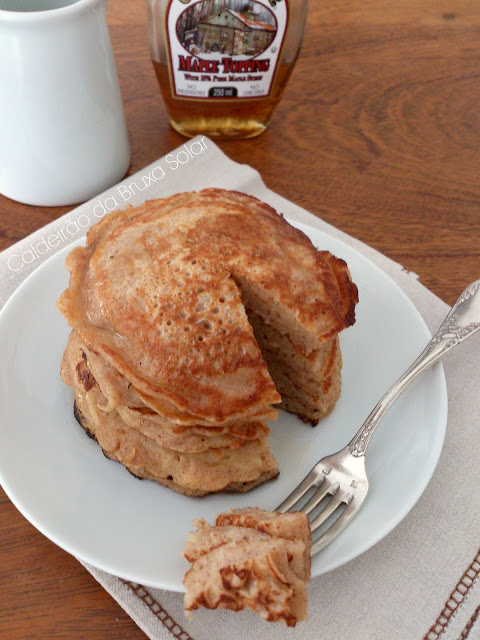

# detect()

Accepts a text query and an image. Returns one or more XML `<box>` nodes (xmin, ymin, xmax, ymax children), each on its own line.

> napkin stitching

<box><xmin>460</xmin><ymin>603</ymin><xmax>480</xmax><ymax>639</ymax></box>
<box><xmin>122</xmin><ymin>580</ymin><xmax>194</xmax><ymax>640</ymax></box>
<box><xmin>423</xmin><ymin>547</ymin><xmax>480</xmax><ymax>639</ymax></box>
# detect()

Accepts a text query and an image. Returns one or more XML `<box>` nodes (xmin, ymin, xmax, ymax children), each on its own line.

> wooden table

<box><xmin>1</xmin><ymin>1</ymin><xmax>479</xmax><ymax>637</ymax></box>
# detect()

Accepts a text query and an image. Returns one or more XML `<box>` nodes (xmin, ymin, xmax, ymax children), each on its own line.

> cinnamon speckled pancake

<box><xmin>58</xmin><ymin>189</ymin><xmax>356</xmax><ymax>423</ymax></box>
<box><xmin>58</xmin><ymin>189</ymin><xmax>358</xmax><ymax>495</ymax></box>
<box><xmin>66</xmin><ymin>331</ymin><xmax>276</xmax><ymax>428</ymax></box>
<box><xmin>62</xmin><ymin>331</ymin><xmax>271</xmax><ymax>454</ymax></box>
<box><xmin>63</xmin><ymin>338</ymin><xmax>279</xmax><ymax>495</ymax></box>
<box><xmin>183</xmin><ymin>508</ymin><xmax>312</xmax><ymax>625</ymax></box>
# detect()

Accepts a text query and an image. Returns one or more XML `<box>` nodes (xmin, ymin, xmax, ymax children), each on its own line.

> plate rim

<box><xmin>0</xmin><ymin>220</ymin><xmax>448</xmax><ymax>590</ymax></box>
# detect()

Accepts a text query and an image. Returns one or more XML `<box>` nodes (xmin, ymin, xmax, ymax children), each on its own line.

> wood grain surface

<box><xmin>1</xmin><ymin>1</ymin><xmax>479</xmax><ymax>638</ymax></box>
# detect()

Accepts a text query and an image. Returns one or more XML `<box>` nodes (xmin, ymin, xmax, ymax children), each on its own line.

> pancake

<box><xmin>248</xmin><ymin>310</ymin><xmax>343</xmax><ymax>424</ymax></box>
<box><xmin>215</xmin><ymin>506</ymin><xmax>312</xmax><ymax>573</ymax></box>
<box><xmin>58</xmin><ymin>188</ymin><xmax>356</xmax><ymax>424</ymax></box>
<box><xmin>183</xmin><ymin>521</ymin><xmax>273</xmax><ymax>563</ymax></box>
<box><xmin>246</xmin><ymin>309</ymin><xmax>339</xmax><ymax>379</ymax></box>
<box><xmin>74</xmin><ymin>401</ymin><xmax>279</xmax><ymax>496</ymax></box>
<box><xmin>58</xmin><ymin>189</ymin><xmax>358</xmax><ymax>495</ymax></box>
<box><xmin>63</xmin><ymin>333</ymin><xmax>279</xmax><ymax>495</ymax></box>
<box><xmin>183</xmin><ymin>508</ymin><xmax>311</xmax><ymax>626</ymax></box>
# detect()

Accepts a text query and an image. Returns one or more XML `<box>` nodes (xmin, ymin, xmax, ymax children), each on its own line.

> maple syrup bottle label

<box><xmin>165</xmin><ymin>0</ymin><xmax>288</xmax><ymax>101</ymax></box>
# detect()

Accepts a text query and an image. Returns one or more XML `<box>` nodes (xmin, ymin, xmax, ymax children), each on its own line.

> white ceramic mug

<box><xmin>0</xmin><ymin>0</ymin><xmax>131</xmax><ymax>206</ymax></box>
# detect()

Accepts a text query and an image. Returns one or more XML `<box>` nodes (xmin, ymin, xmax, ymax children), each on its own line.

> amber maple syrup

<box><xmin>147</xmin><ymin>0</ymin><xmax>307</xmax><ymax>139</ymax></box>
<box><xmin>153</xmin><ymin>59</ymin><xmax>296</xmax><ymax>138</ymax></box>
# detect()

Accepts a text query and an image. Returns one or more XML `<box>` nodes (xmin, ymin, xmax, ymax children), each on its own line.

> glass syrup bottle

<box><xmin>147</xmin><ymin>0</ymin><xmax>307</xmax><ymax>139</ymax></box>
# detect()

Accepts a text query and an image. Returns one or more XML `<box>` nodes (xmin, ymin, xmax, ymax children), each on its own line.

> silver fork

<box><xmin>277</xmin><ymin>279</ymin><xmax>480</xmax><ymax>555</ymax></box>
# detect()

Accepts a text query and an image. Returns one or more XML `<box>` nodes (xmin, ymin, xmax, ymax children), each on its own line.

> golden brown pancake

<box><xmin>58</xmin><ymin>189</ymin><xmax>358</xmax><ymax>494</ymax></box>
<box><xmin>63</xmin><ymin>336</ymin><xmax>279</xmax><ymax>495</ymax></box>
<box><xmin>183</xmin><ymin>508</ymin><xmax>311</xmax><ymax>626</ymax></box>
<box><xmin>58</xmin><ymin>189</ymin><xmax>356</xmax><ymax>424</ymax></box>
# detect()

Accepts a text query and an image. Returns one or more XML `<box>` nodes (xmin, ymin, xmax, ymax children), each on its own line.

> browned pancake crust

<box><xmin>58</xmin><ymin>189</ymin><xmax>357</xmax><ymax>423</ymax></box>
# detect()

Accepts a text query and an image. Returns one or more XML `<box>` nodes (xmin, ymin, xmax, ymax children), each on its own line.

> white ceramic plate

<box><xmin>0</xmin><ymin>221</ymin><xmax>447</xmax><ymax>591</ymax></box>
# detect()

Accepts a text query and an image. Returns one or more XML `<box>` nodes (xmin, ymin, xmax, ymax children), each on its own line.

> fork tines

<box><xmin>276</xmin><ymin>446</ymin><xmax>369</xmax><ymax>556</ymax></box>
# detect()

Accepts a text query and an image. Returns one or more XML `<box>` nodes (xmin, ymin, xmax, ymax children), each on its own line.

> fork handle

<box><xmin>348</xmin><ymin>279</ymin><xmax>480</xmax><ymax>457</ymax></box>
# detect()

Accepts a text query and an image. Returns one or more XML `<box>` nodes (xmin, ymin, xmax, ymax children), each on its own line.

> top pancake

<box><xmin>58</xmin><ymin>189</ymin><xmax>357</xmax><ymax>423</ymax></box>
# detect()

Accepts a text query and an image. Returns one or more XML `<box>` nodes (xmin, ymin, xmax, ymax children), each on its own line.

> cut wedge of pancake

<box><xmin>183</xmin><ymin>508</ymin><xmax>311</xmax><ymax>626</ymax></box>
<box><xmin>58</xmin><ymin>189</ymin><xmax>358</xmax><ymax>495</ymax></box>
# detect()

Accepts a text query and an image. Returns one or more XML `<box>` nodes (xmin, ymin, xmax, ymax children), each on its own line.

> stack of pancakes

<box><xmin>58</xmin><ymin>189</ymin><xmax>358</xmax><ymax>496</ymax></box>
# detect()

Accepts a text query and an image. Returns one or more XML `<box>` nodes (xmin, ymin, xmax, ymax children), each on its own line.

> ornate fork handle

<box><xmin>349</xmin><ymin>279</ymin><xmax>480</xmax><ymax>457</ymax></box>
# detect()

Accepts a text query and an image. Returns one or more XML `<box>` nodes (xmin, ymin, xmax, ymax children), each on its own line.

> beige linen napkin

<box><xmin>1</xmin><ymin>138</ymin><xmax>479</xmax><ymax>640</ymax></box>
